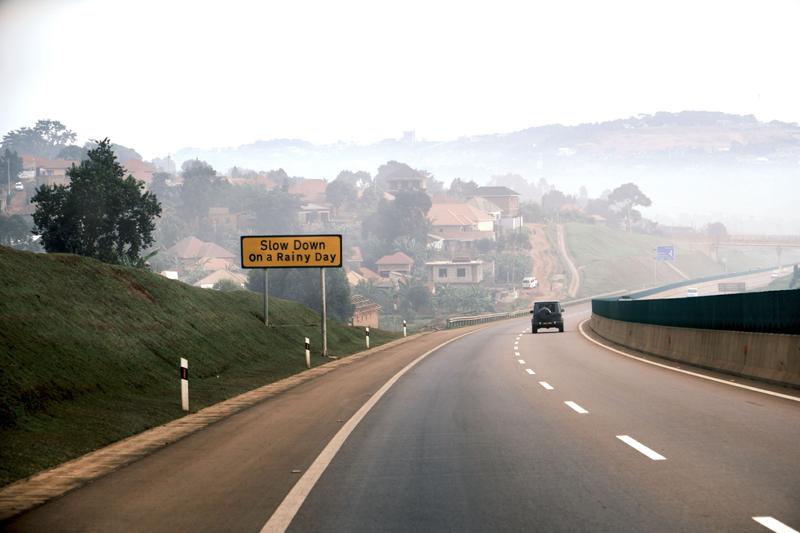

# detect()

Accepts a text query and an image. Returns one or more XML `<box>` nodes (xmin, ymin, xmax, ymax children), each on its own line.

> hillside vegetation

<box><xmin>563</xmin><ymin>223</ymin><xmax>800</xmax><ymax>297</ymax></box>
<box><xmin>0</xmin><ymin>246</ymin><xmax>396</xmax><ymax>486</ymax></box>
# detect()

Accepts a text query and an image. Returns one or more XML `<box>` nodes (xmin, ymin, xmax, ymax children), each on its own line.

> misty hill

<box><xmin>173</xmin><ymin>111</ymin><xmax>800</xmax><ymax>233</ymax></box>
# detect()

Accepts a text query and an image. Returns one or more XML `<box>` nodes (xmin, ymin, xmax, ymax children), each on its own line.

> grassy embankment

<box><xmin>0</xmin><ymin>246</ymin><xmax>397</xmax><ymax>486</ymax></box>
<box><xmin>563</xmin><ymin>223</ymin><xmax>724</xmax><ymax>297</ymax></box>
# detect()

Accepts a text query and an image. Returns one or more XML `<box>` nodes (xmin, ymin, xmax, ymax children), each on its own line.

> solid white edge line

<box><xmin>564</xmin><ymin>401</ymin><xmax>588</xmax><ymax>414</ymax></box>
<box><xmin>526</xmin><ymin>369</ymin><xmax>535</xmax><ymax>375</ymax></box>
<box><xmin>539</xmin><ymin>381</ymin><xmax>554</xmax><ymax>390</ymax></box>
<box><xmin>753</xmin><ymin>516</ymin><xmax>799</xmax><ymax>533</ymax></box>
<box><xmin>616</xmin><ymin>435</ymin><xmax>666</xmax><ymax>460</ymax></box>
<box><xmin>578</xmin><ymin>319</ymin><xmax>800</xmax><ymax>403</ymax></box>
<box><xmin>260</xmin><ymin>329</ymin><xmax>480</xmax><ymax>533</ymax></box>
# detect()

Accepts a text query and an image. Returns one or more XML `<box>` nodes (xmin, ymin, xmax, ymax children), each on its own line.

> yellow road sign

<box><xmin>241</xmin><ymin>234</ymin><xmax>342</xmax><ymax>268</ymax></box>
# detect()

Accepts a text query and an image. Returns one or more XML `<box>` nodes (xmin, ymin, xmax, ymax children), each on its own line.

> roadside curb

<box><xmin>577</xmin><ymin>318</ymin><xmax>800</xmax><ymax>403</ymax></box>
<box><xmin>0</xmin><ymin>331</ymin><xmax>428</xmax><ymax>522</ymax></box>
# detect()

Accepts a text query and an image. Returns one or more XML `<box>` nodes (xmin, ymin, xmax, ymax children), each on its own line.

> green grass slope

<box><xmin>564</xmin><ymin>223</ymin><xmax>725</xmax><ymax>297</ymax></box>
<box><xmin>0</xmin><ymin>246</ymin><xmax>396</xmax><ymax>486</ymax></box>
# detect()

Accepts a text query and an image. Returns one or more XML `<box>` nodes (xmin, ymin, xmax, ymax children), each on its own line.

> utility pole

<box><xmin>320</xmin><ymin>268</ymin><xmax>328</xmax><ymax>357</ymax></box>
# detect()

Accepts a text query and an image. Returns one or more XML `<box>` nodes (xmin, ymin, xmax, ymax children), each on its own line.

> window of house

<box><xmin>457</xmin><ymin>268</ymin><xmax>466</xmax><ymax>278</ymax></box>
<box><xmin>438</xmin><ymin>268</ymin><xmax>447</xmax><ymax>278</ymax></box>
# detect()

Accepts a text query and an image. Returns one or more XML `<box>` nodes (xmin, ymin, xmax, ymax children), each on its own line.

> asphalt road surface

<box><xmin>5</xmin><ymin>307</ymin><xmax>799</xmax><ymax>532</ymax></box>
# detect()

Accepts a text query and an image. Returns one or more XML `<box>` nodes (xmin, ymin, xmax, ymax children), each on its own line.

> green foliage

<box><xmin>432</xmin><ymin>284</ymin><xmax>494</xmax><ymax>315</ymax></box>
<box><xmin>31</xmin><ymin>138</ymin><xmax>162</xmax><ymax>266</ymax></box>
<box><xmin>706</xmin><ymin>221</ymin><xmax>728</xmax><ymax>243</ymax></box>
<box><xmin>519</xmin><ymin>201</ymin><xmax>544</xmax><ymax>222</ymax></box>
<box><xmin>0</xmin><ymin>245</ymin><xmax>396</xmax><ymax>485</ymax></box>
<box><xmin>326</xmin><ymin>178</ymin><xmax>358</xmax><ymax>210</ymax></box>
<box><xmin>56</xmin><ymin>144</ymin><xmax>88</xmax><ymax>160</ymax></box>
<box><xmin>0</xmin><ymin>149</ymin><xmax>23</xmax><ymax>193</ymax></box>
<box><xmin>213</xmin><ymin>279</ymin><xmax>242</xmax><ymax>292</ymax></box>
<box><xmin>608</xmin><ymin>183</ymin><xmax>652</xmax><ymax>232</ymax></box>
<box><xmin>495</xmin><ymin>252</ymin><xmax>533</xmax><ymax>283</ymax></box>
<box><xmin>2</xmin><ymin>119</ymin><xmax>76</xmax><ymax>158</ymax></box>
<box><xmin>0</xmin><ymin>214</ymin><xmax>35</xmax><ymax>249</ymax></box>
<box><xmin>448</xmin><ymin>178</ymin><xmax>479</xmax><ymax>199</ymax></box>
<box><xmin>363</xmin><ymin>190</ymin><xmax>432</xmax><ymax>259</ymax></box>
<box><xmin>247</xmin><ymin>267</ymin><xmax>354</xmax><ymax>322</ymax></box>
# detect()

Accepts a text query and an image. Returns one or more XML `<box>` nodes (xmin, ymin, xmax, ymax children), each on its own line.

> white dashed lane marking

<box><xmin>753</xmin><ymin>517</ymin><xmax>798</xmax><ymax>533</ymax></box>
<box><xmin>517</xmin><ymin>359</ymin><xmax>525</xmax><ymax>364</ymax></box>
<box><xmin>525</xmin><ymin>369</ymin><xmax>535</xmax><ymax>375</ymax></box>
<box><xmin>539</xmin><ymin>381</ymin><xmax>554</xmax><ymax>390</ymax></box>
<box><xmin>616</xmin><ymin>435</ymin><xmax>666</xmax><ymax>461</ymax></box>
<box><xmin>564</xmin><ymin>401</ymin><xmax>588</xmax><ymax>414</ymax></box>
<box><xmin>514</xmin><ymin>351</ymin><xmax>520</xmax><ymax>356</ymax></box>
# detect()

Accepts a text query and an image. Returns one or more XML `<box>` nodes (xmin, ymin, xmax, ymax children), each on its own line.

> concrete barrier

<box><xmin>589</xmin><ymin>315</ymin><xmax>800</xmax><ymax>388</ymax></box>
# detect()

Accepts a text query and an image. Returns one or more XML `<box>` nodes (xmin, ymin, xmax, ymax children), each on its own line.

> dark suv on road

<box><xmin>531</xmin><ymin>301</ymin><xmax>564</xmax><ymax>333</ymax></box>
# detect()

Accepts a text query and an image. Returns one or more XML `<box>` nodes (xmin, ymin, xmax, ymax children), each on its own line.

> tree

<box><xmin>1</xmin><ymin>149</ymin><xmax>23</xmax><ymax>196</ymax></box>
<box><xmin>449</xmin><ymin>178</ymin><xmax>479</xmax><ymax>199</ymax></box>
<box><xmin>2</xmin><ymin>119</ymin><xmax>76</xmax><ymax>158</ymax></box>
<box><xmin>56</xmin><ymin>145</ymin><xmax>88</xmax><ymax>160</ymax></box>
<box><xmin>31</xmin><ymin>138</ymin><xmax>161</xmax><ymax>265</ymax></box>
<box><xmin>326</xmin><ymin>178</ymin><xmax>358</xmax><ymax>211</ymax></box>
<box><xmin>335</xmin><ymin>170</ymin><xmax>371</xmax><ymax>189</ymax></box>
<box><xmin>541</xmin><ymin>190</ymin><xmax>568</xmax><ymax>217</ymax></box>
<box><xmin>246</xmin><ymin>267</ymin><xmax>354</xmax><ymax>322</ymax></box>
<box><xmin>0</xmin><ymin>214</ymin><xmax>32</xmax><ymax>247</ymax></box>
<box><xmin>706</xmin><ymin>222</ymin><xmax>728</xmax><ymax>244</ymax></box>
<box><xmin>608</xmin><ymin>183</ymin><xmax>652</xmax><ymax>232</ymax></box>
<box><xmin>363</xmin><ymin>191</ymin><xmax>432</xmax><ymax>257</ymax></box>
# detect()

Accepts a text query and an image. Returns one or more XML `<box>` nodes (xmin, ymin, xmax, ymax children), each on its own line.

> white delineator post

<box><xmin>304</xmin><ymin>337</ymin><xmax>311</xmax><ymax>369</ymax></box>
<box><xmin>180</xmin><ymin>358</ymin><xmax>189</xmax><ymax>412</ymax></box>
<box><xmin>403</xmin><ymin>320</ymin><xmax>407</xmax><ymax>337</ymax></box>
<box><xmin>365</xmin><ymin>327</ymin><xmax>370</xmax><ymax>349</ymax></box>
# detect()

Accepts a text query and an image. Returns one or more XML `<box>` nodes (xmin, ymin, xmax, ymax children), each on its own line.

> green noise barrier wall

<box><xmin>592</xmin><ymin>289</ymin><xmax>800</xmax><ymax>335</ymax></box>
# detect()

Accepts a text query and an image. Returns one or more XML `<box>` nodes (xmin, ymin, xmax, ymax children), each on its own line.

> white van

<box><xmin>522</xmin><ymin>276</ymin><xmax>538</xmax><ymax>289</ymax></box>
<box><xmin>686</xmin><ymin>287</ymin><xmax>699</xmax><ymax>297</ymax></box>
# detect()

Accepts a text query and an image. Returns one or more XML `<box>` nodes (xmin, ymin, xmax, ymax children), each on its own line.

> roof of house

<box><xmin>428</xmin><ymin>203</ymin><xmax>494</xmax><ymax>227</ymax></box>
<box><xmin>474</xmin><ymin>186</ymin><xmax>520</xmax><ymax>197</ymax></box>
<box><xmin>426</xmin><ymin>259</ymin><xmax>483</xmax><ymax>266</ymax></box>
<box><xmin>467</xmin><ymin>196</ymin><xmax>503</xmax><ymax>214</ymax></box>
<box><xmin>375</xmin><ymin>251</ymin><xmax>415</xmax><ymax>266</ymax></box>
<box><xmin>193</xmin><ymin>269</ymin><xmax>247</xmax><ymax>288</ymax></box>
<box><xmin>123</xmin><ymin>159</ymin><xmax>155</xmax><ymax>183</ymax></box>
<box><xmin>357</xmin><ymin>267</ymin><xmax>382</xmax><ymax>280</ymax></box>
<box><xmin>21</xmin><ymin>155</ymin><xmax>77</xmax><ymax>170</ymax></box>
<box><xmin>199</xmin><ymin>256</ymin><xmax>234</xmax><ymax>272</ymax></box>
<box><xmin>166</xmin><ymin>236</ymin><xmax>236</xmax><ymax>259</ymax></box>
<box><xmin>437</xmin><ymin>229</ymin><xmax>495</xmax><ymax>242</ymax></box>
<box><xmin>288</xmin><ymin>179</ymin><xmax>327</xmax><ymax>202</ymax></box>
<box><xmin>351</xmin><ymin>294</ymin><xmax>381</xmax><ymax>313</ymax></box>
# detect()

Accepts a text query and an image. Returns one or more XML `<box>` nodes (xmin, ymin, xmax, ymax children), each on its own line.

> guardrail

<box><xmin>446</xmin><ymin>309</ymin><xmax>530</xmax><ymax>328</ymax></box>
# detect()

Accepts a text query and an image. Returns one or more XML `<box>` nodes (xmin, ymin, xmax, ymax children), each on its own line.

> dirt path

<box><xmin>556</xmin><ymin>224</ymin><xmax>581</xmax><ymax>298</ymax></box>
<box><xmin>524</xmin><ymin>223</ymin><xmax>562</xmax><ymax>300</ymax></box>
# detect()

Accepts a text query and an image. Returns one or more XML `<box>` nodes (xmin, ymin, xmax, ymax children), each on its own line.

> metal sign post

<box><xmin>264</xmin><ymin>268</ymin><xmax>269</xmax><ymax>326</ymax></box>
<box><xmin>320</xmin><ymin>268</ymin><xmax>328</xmax><ymax>357</ymax></box>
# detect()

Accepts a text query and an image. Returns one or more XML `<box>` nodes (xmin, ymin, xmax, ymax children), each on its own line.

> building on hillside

<box><xmin>384</xmin><ymin>166</ymin><xmax>426</xmax><ymax>193</ymax></box>
<box><xmin>466</xmin><ymin>196</ymin><xmax>503</xmax><ymax>222</ymax></box>
<box><xmin>351</xmin><ymin>294</ymin><xmax>381</xmax><ymax>328</ymax></box>
<box><xmin>166</xmin><ymin>236</ymin><xmax>237</xmax><ymax>270</ymax></box>
<box><xmin>347</xmin><ymin>246</ymin><xmax>364</xmax><ymax>271</ymax></box>
<box><xmin>288</xmin><ymin>179</ymin><xmax>327</xmax><ymax>203</ymax></box>
<box><xmin>21</xmin><ymin>155</ymin><xmax>78</xmax><ymax>187</ymax></box>
<box><xmin>472</xmin><ymin>186</ymin><xmax>523</xmax><ymax>230</ymax></box>
<box><xmin>426</xmin><ymin>258</ymin><xmax>485</xmax><ymax>285</ymax></box>
<box><xmin>193</xmin><ymin>269</ymin><xmax>247</xmax><ymax>289</ymax></box>
<box><xmin>122</xmin><ymin>159</ymin><xmax>155</xmax><ymax>185</ymax></box>
<box><xmin>428</xmin><ymin>203</ymin><xmax>495</xmax><ymax>234</ymax></box>
<box><xmin>375</xmin><ymin>251</ymin><xmax>415</xmax><ymax>277</ymax></box>
<box><xmin>208</xmin><ymin>207</ymin><xmax>241</xmax><ymax>233</ymax></box>
<box><xmin>298</xmin><ymin>203</ymin><xmax>332</xmax><ymax>225</ymax></box>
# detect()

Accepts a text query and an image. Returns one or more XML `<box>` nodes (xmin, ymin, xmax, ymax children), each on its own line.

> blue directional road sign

<box><xmin>656</xmin><ymin>245</ymin><xmax>675</xmax><ymax>262</ymax></box>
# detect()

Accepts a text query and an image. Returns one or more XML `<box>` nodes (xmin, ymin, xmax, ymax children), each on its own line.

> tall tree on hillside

<box><xmin>31</xmin><ymin>138</ymin><xmax>161</xmax><ymax>266</ymax></box>
<box><xmin>179</xmin><ymin>159</ymin><xmax>224</xmax><ymax>229</ymax></box>
<box><xmin>1</xmin><ymin>149</ymin><xmax>23</xmax><ymax>193</ymax></box>
<box><xmin>2</xmin><ymin>120</ymin><xmax>76</xmax><ymax>158</ymax></box>
<box><xmin>706</xmin><ymin>222</ymin><xmax>728</xmax><ymax>244</ymax></box>
<box><xmin>326</xmin><ymin>178</ymin><xmax>358</xmax><ymax>211</ymax></box>
<box><xmin>608</xmin><ymin>183</ymin><xmax>651</xmax><ymax>232</ymax></box>
<box><xmin>363</xmin><ymin>190</ymin><xmax>431</xmax><ymax>258</ymax></box>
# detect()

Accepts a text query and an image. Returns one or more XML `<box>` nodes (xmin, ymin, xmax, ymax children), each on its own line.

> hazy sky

<box><xmin>1</xmin><ymin>0</ymin><xmax>799</xmax><ymax>159</ymax></box>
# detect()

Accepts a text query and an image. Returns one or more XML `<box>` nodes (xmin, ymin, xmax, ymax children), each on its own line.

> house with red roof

<box><xmin>375</xmin><ymin>251</ymin><xmax>414</xmax><ymax>278</ymax></box>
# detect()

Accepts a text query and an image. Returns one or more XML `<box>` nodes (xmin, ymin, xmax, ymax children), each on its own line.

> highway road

<box><xmin>5</xmin><ymin>307</ymin><xmax>799</xmax><ymax>532</ymax></box>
